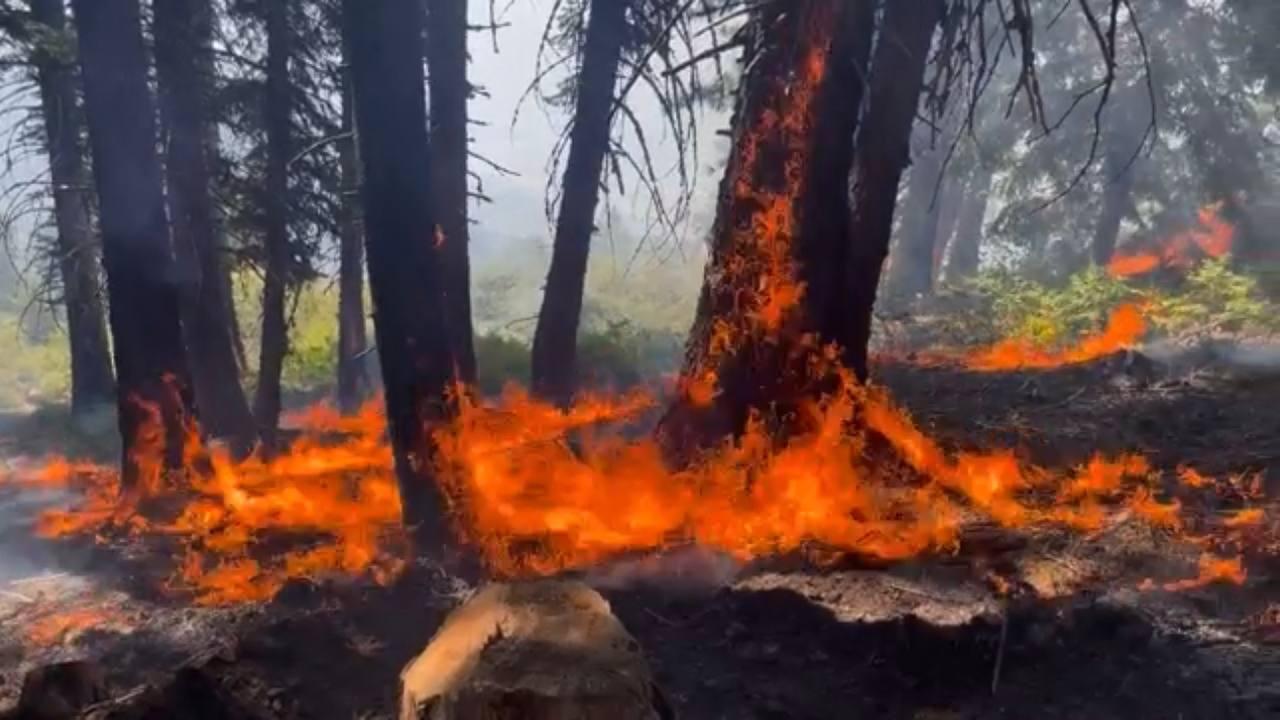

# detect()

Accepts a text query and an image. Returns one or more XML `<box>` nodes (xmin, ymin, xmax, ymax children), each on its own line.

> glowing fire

<box><xmin>960</xmin><ymin>303</ymin><xmax>1147</xmax><ymax>371</ymax></box>
<box><xmin>0</xmin><ymin>19</ymin><xmax>1265</xmax><ymax>605</ymax></box>
<box><xmin>1108</xmin><ymin>203</ymin><xmax>1235</xmax><ymax>278</ymax></box>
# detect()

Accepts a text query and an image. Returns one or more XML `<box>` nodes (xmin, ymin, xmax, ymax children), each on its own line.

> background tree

<box><xmin>27</xmin><ymin>0</ymin><xmax>114</xmax><ymax>416</ymax></box>
<box><xmin>342</xmin><ymin>0</ymin><xmax>460</xmax><ymax>552</ymax></box>
<box><xmin>70</xmin><ymin>0</ymin><xmax>200</xmax><ymax>488</ymax></box>
<box><xmin>155</xmin><ymin>0</ymin><xmax>257</xmax><ymax>453</ymax></box>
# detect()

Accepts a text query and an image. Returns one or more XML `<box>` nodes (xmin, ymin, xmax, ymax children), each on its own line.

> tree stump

<box><xmin>399</xmin><ymin>580</ymin><xmax>672</xmax><ymax>720</ymax></box>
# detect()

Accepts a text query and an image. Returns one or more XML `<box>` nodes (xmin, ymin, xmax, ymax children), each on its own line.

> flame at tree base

<box><xmin>1</xmin><ymin>364</ymin><xmax>1264</xmax><ymax>605</ymax></box>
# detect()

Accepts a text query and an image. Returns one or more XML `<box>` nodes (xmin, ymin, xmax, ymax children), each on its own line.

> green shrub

<box><xmin>475</xmin><ymin>332</ymin><xmax>530</xmax><ymax>396</ymax></box>
<box><xmin>0</xmin><ymin>315</ymin><xmax>71</xmax><ymax>409</ymax></box>
<box><xmin>1149</xmin><ymin>257</ymin><xmax>1277</xmax><ymax>336</ymax></box>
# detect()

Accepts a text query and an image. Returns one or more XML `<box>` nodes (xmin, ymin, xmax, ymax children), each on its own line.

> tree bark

<box><xmin>943</xmin><ymin>166</ymin><xmax>992</xmax><ymax>282</ymax></box>
<box><xmin>154</xmin><ymin>0</ymin><xmax>257</xmax><ymax>455</ymax></box>
<box><xmin>254</xmin><ymin>0</ymin><xmax>292</xmax><ymax>448</ymax></box>
<box><xmin>838</xmin><ymin>0</ymin><xmax>946</xmax><ymax>379</ymax></box>
<box><xmin>1091</xmin><ymin>151</ymin><xmax>1135</xmax><ymax>266</ymax></box>
<box><xmin>336</xmin><ymin>33</ymin><xmax>369</xmax><ymax>415</ymax></box>
<box><xmin>424</xmin><ymin>0</ymin><xmax>476</xmax><ymax>386</ymax></box>
<box><xmin>29</xmin><ymin>0</ymin><xmax>115</xmax><ymax>418</ymax></box>
<box><xmin>529</xmin><ymin>0</ymin><xmax>627</xmax><ymax>407</ymax></box>
<box><xmin>70</xmin><ymin>0</ymin><xmax>201</xmax><ymax>490</ymax></box>
<box><xmin>343</xmin><ymin>0</ymin><xmax>462</xmax><ymax>553</ymax></box>
<box><xmin>933</xmin><ymin>174</ymin><xmax>962</xmax><ymax>278</ymax></box>
<box><xmin>657</xmin><ymin>0</ymin><xmax>876</xmax><ymax>461</ymax></box>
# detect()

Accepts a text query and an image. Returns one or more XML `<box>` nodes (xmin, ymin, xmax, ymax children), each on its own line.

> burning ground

<box><xmin>1</xmin><ymin>351</ymin><xmax>1278</xmax><ymax>718</ymax></box>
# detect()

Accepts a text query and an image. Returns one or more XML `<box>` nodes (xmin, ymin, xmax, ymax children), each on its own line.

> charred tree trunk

<box><xmin>29</xmin><ymin>0</ymin><xmax>115</xmax><ymax>417</ymax></box>
<box><xmin>70</xmin><ymin>0</ymin><xmax>200</xmax><ymax>489</ymax></box>
<box><xmin>424</xmin><ymin>0</ymin><xmax>476</xmax><ymax>386</ymax></box>
<box><xmin>343</xmin><ymin>0</ymin><xmax>461</xmax><ymax>553</ymax></box>
<box><xmin>1091</xmin><ymin>152</ymin><xmax>1135</xmax><ymax>266</ymax></box>
<box><xmin>658</xmin><ymin>0</ymin><xmax>877</xmax><ymax>461</ymax></box>
<box><xmin>254</xmin><ymin>0</ymin><xmax>292</xmax><ymax>448</ymax></box>
<box><xmin>154</xmin><ymin>0</ymin><xmax>257</xmax><ymax>455</ymax></box>
<box><xmin>838</xmin><ymin>0</ymin><xmax>945</xmax><ymax>379</ymax></box>
<box><xmin>336</xmin><ymin>36</ymin><xmax>369</xmax><ymax>415</ymax></box>
<box><xmin>943</xmin><ymin>166</ymin><xmax>992</xmax><ymax>282</ymax></box>
<box><xmin>529</xmin><ymin>0</ymin><xmax>627</xmax><ymax>407</ymax></box>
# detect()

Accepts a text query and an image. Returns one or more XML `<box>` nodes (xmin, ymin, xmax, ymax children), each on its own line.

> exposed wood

<box><xmin>399</xmin><ymin>581</ymin><xmax>670</xmax><ymax>720</ymax></box>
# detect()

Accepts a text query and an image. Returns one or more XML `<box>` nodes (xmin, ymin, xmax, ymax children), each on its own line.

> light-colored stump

<box><xmin>399</xmin><ymin>580</ymin><xmax>672</xmax><ymax>720</ymax></box>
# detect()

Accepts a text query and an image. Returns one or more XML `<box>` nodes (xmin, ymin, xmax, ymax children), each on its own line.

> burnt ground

<box><xmin>2</xmin><ymin>352</ymin><xmax>1280</xmax><ymax>719</ymax></box>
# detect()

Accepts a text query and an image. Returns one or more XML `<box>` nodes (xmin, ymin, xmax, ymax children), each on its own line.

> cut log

<box><xmin>399</xmin><ymin>580</ymin><xmax>672</xmax><ymax>720</ymax></box>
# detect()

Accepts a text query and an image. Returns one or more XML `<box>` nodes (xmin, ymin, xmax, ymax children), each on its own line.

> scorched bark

<box><xmin>154</xmin><ymin>0</ymin><xmax>257</xmax><ymax>454</ymax></box>
<box><xmin>336</xmin><ymin>31</ymin><xmax>370</xmax><ymax>415</ymax></box>
<box><xmin>658</xmin><ymin>0</ymin><xmax>877</xmax><ymax>461</ymax></box>
<box><xmin>29</xmin><ymin>0</ymin><xmax>115</xmax><ymax>417</ymax></box>
<box><xmin>343</xmin><ymin>0</ymin><xmax>461</xmax><ymax>552</ymax></box>
<box><xmin>70</xmin><ymin>0</ymin><xmax>201</xmax><ymax>487</ymax></box>
<box><xmin>529</xmin><ymin>0</ymin><xmax>627</xmax><ymax>407</ymax></box>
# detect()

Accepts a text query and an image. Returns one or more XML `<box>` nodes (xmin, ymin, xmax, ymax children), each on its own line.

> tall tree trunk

<box><xmin>658</xmin><ymin>0</ymin><xmax>876</xmax><ymax>462</ymax></box>
<box><xmin>336</xmin><ymin>36</ymin><xmax>369</xmax><ymax>415</ymax></box>
<box><xmin>944</xmin><ymin>166</ymin><xmax>991</xmax><ymax>282</ymax></box>
<box><xmin>29</xmin><ymin>0</ymin><xmax>115</xmax><ymax>417</ymax></box>
<box><xmin>886</xmin><ymin>130</ymin><xmax>950</xmax><ymax>304</ymax></box>
<box><xmin>343</xmin><ymin>0</ymin><xmax>461</xmax><ymax>554</ymax></box>
<box><xmin>1091</xmin><ymin>152</ymin><xmax>1135</xmax><ymax>266</ymax></box>
<box><xmin>154</xmin><ymin>0</ymin><xmax>257</xmax><ymax>455</ymax></box>
<box><xmin>838</xmin><ymin>0</ymin><xmax>945</xmax><ymax>379</ymax></box>
<box><xmin>529</xmin><ymin>0</ymin><xmax>627</xmax><ymax>407</ymax></box>
<box><xmin>424</xmin><ymin>0</ymin><xmax>476</xmax><ymax>385</ymax></box>
<box><xmin>933</xmin><ymin>176</ymin><xmax>962</xmax><ymax>279</ymax></box>
<box><xmin>254</xmin><ymin>0</ymin><xmax>292</xmax><ymax>448</ymax></box>
<box><xmin>70</xmin><ymin>0</ymin><xmax>201</xmax><ymax>490</ymax></box>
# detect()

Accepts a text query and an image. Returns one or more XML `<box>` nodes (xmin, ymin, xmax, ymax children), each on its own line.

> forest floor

<box><xmin>1</xmin><ymin>351</ymin><xmax>1279</xmax><ymax>719</ymax></box>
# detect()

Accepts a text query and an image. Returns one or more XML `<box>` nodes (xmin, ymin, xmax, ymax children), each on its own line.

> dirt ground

<box><xmin>2</xmin><ymin>352</ymin><xmax>1279</xmax><ymax>719</ymax></box>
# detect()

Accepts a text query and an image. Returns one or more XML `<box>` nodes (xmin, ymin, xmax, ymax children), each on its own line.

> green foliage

<box><xmin>1149</xmin><ymin>258</ymin><xmax>1276</xmax><ymax>335</ymax></box>
<box><xmin>0</xmin><ymin>313</ymin><xmax>71</xmax><ymax>410</ymax></box>
<box><xmin>967</xmin><ymin>266</ymin><xmax>1136</xmax><ymax>346</ymax></box>
<box><xmin>475</xmin><ymin>332</ymin><xmax>530</xmax><ymax>396</ymax></box>
<box><xmin>282</xmin><ymin>282</ymin><xmax>340</xmax><ymax>391</ymax></box>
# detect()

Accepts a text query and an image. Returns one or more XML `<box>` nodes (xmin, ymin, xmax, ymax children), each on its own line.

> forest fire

<box><xmin>1107</xmin><ymin>203</ymin><xmax>1236</xmax><ymax>278</ymax></box>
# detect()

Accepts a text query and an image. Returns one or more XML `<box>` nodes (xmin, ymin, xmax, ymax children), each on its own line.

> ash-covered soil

<box><xmin>2</xmin><ymin>354</ymin><xmax>1279</xmax><ymax>719</ymax></box>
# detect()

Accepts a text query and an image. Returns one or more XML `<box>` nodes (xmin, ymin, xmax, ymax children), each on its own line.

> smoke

<box><xmin>1140</xmin><ymin>338</ymin><xmax>1280</xmax><ymax>378</ymax></box>
<box><xmin>581</xmin><ymin>545</ymin><xmax>744</xmax><ymax>598</ymax></box>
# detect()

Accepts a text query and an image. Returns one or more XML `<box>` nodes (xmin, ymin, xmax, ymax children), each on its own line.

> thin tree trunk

<box><xmin>154</xmin><ymin>0</ymin><xmax>257</xmax><ymax>455</ymax></box>
<box><xmin>886</xmin><ymin>132</ymin><xmax>949</xmax><ymax>304</ymax></box>
<box><xmin>70</xmin><ymin>0</ymin><xmax>201</xmax><ymax>490</ymax></box>
<box><xmin>529</xmin><ymin>0</ymin><xmax>627</xmax><ymax>407</ymax></box>
<box><xmin>1091</xmin><ymin>152</ymin><xmax>1135</xmax><ymax>266</ymax></box>
<box><xmin>336</xmin><ymin>35</ymin><xmax>369</xmax><ymax>415</ymax></box>
<box><xmin>838</xmin><ymin>0</ymin><xmax>945</xmax><ymax>379</ymax></box>
<box><xmin>254</xmin><ymin>0</ymin><xmax>292</xmax><ymax>448</ymax></box>
<box><xmin>424</xmin><ymin>0</ymin><xmax>476</xmax><ymax>385</ymax></box>
<box><xmin>933</xmin><ymin>175</ymin><xmax>962</xmax><ymax>279</ymax></box>
<box><xmin>29</xmin><ymin>0</ymin><xmax>115</xmax><ymax>417</ymax></box>
<box><xmin>658</xmin><ymin>0</ymin><xmax>876</xmax><ymax>462</ymax></box>
<box><xmin>944</xmin><ymin>166</ymin><xmax>992</xmax><ymax>282</ymax></box>
<box><xmin>343</xmin><ymin>0</ymin><xmax>462</xmax><ymax>554</ymax></box>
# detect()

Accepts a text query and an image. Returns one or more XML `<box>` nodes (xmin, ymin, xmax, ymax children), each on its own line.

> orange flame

<box><xmin>1108</xmin><ymin>203</ymin><xmax>1235</xmax><ymax>278</ymax></box>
